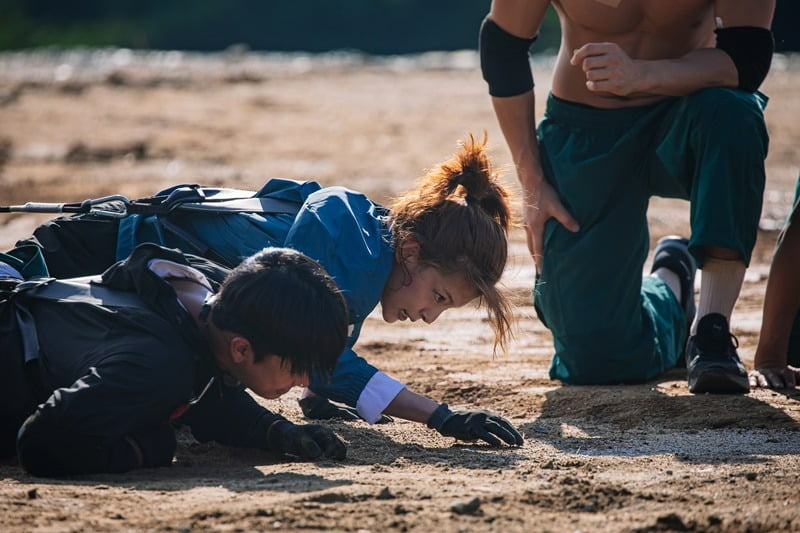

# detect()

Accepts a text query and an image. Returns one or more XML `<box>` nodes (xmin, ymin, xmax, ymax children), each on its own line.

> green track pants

<box><xmin>535</xmin><ymin>89</ymin><xmax>769</xmax><ymax>384</ymax></box>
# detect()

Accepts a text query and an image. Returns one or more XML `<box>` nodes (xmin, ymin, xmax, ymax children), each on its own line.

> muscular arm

<box><xmin>751</xmin><ymin>199</ymin><xmax>800</xmax><ymax>389</ymax></box>
<box><xmin>486</xmin><ymin>0</ymin><xmax>579</xmax><ymax>268</ymax></box>
<box><xmin>571</xmin><ymin>0</ymin><xmax>775</xmax><ymax>98</ymax></box>
<box><xmin>487</xmin><ymin>0</ymin><xmax>549</xmax><ymax>191</ymax></box>
<box><xmin>637</xmin><ymin>0</ymin><xmax>774</xmax><ymax>96</ymax></box>
<box><xmin>614</xmin><ymin>48</ymin><xmax>737</xmax><ymax>97</ymax></box>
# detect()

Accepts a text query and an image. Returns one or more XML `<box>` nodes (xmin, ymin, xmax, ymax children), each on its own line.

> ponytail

<box><xmin>388</xmin><ymin>133</ymin><xmax>514</xmax><ymax>352</ymax></box>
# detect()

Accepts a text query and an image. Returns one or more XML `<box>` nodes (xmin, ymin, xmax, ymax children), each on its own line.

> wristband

<box><xmin>426</xmin><ymin>403</ymin><xmax>454</xmax><ymax>430</ymax></box>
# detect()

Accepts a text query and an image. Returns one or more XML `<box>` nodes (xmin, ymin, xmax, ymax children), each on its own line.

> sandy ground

<box><xmin>1</xmin><ymin>52</ymin><xmax>799</xmax><ymax>532</ymax></box>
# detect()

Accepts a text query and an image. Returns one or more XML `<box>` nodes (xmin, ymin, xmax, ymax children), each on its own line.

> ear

<box><xmin>396</xmin><ymin>238</ymin><xmax>420</xmax><ymax>265</ymax></box>
<box><xmin>228</xmin><ymin>336</ymin><xmax>254</xmax><ymax>365</ymax></box>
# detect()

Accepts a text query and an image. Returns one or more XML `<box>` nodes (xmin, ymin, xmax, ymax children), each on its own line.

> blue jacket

<box><xmin>116</xmin><ymin>179</ymin><xmax>399</xmax><ymax>419</ymax></box>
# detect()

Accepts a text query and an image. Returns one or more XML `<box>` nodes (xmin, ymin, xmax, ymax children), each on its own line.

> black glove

<box><xmin>298</xmin><ymin>395</ymin><xmax>393</xmax><ymax>424</ymax></box>
<box><xmin>427</xmin><ymin>403</ymin><xmax>524</xmax><ymax>447</ymax></box>
<box><xmin>267</xmin><ymin>420</ymin><xmax>347</xmax><ymax>460</ymax></box>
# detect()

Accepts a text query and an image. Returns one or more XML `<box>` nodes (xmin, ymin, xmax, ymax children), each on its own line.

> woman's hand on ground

<box><xmin>427</xmin><ymin>403</ymin><xmax>524</xmax><ymax>447</ymax></box>
<box><xmin>267</xmin><ymin>420</ymin><xmax>347</xmax><ymax>460</ymax></box>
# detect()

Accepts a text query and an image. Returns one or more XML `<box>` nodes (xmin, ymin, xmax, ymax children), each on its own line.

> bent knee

<box><xmin>685</xmin><ymin>88</ymin><xmax>767</xmax><ymax>134</ymax></box>
<box><xmin>16</xmin><ymin>412</ymin><xmax>65</xmax><ymax>477</ymax></box>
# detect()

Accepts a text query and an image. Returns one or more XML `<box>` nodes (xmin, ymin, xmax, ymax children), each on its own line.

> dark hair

<box><xmin>388</xmin><ymin>133</ymin><xmax>513</xmax><ymax>352</ymax></box>
<box><xmin>210</xmin><ymin>247</ymin><xmax>347</xmax><ymax>378</ymax></box>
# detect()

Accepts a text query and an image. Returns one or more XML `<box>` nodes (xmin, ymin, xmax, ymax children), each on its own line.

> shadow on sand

<box><xmin>519</xmin><ymin>369</ymin><xmax>800</xmax><ymax>464</ymax></box>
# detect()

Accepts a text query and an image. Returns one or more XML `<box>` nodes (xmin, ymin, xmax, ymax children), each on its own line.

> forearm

<box><xmin>184</xmin><ymin>386</ymin><xmax>285</xmax><ymax>449</ymax></box>
<box><xmin>382</xmin><ymin>388</ymin><xmax>439</xmax><ymax>424</ymax></box>
<box><xmin>638</xmin><ymin>0</ymin><xmax>775</xmax><ymax>97</ymax></box>
<box><xmin>755</xmin><ymin>216</ymin><xmax>800</xmax><ymax>368</ymax></box>
<box><xmin>636</xmin><ymin>48</ymin><xmax>738</xmax><ymax>97</ymax></box>
<box><xmin>491</xmin><ymin>92</ymin><xmax>544</xmax><ymax>195</ymax></box>
<box><xmin>482</xmin><ymin>0</ymin><xmax>549</xmax><ymax>195</ymax></box>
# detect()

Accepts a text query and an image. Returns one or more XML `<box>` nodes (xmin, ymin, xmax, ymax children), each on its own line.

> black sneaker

<box><xmin>651</xmin><ymin>236</ymin><xmax>697</xmax><ymax>327</ymax></box>
<box><xmin>686</xmin><ymin>313</ymin><xmax>750</xmax><ymax>394</ymax></box>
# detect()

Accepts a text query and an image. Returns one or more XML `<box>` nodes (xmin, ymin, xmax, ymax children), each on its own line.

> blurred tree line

<box><xmin>0</xmin><ymin>0</ymin><xmax>797</xmax><ymax>54</ymax></box>
<box><xmin>0</xmin><ymin>1</ymin><xmax>561</xmax><ymax>53</ymax></box>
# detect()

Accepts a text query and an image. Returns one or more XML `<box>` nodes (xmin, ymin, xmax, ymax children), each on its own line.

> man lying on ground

<box><xmin>0</xmin><ymin>244</ymin><xmax>348</xmax><ymax>477</ymax></box>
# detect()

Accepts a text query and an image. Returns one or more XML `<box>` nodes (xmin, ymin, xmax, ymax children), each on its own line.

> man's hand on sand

<box><xmin>267</xmin><ymin>421</ymin><xmax>347</xmax><ymax>460</ymax></box>
<box><xmin>749</xmin><ymin>365</ymin><xmax>800</xmax><ymax>389</ymax></box>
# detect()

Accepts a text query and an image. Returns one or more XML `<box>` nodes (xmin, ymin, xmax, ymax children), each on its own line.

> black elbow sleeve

<box><xmin>479</xmin><ymin>17</ymin><xmax>537</xmax><ymax>97</ymax></box>
<box><xmin>715</xmin><ymin>26</ymin><xmax>774</xmax><ymax>92</ymax></box>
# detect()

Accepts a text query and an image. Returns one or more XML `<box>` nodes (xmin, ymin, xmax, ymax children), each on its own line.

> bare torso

<box><xmin>550</xmin><ymin>0</ymin><xmax>716</xmax><ymax>107</ymax></box>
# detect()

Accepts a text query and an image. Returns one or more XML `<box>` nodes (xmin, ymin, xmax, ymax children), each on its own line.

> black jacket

<box><xmin>2</xmin><ymin>244</ymin><xmax>286</xmax><ymax>476</ymax></box>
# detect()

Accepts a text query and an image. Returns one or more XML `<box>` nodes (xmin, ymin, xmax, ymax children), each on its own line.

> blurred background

<box><xmin>0</xmin><ymin>0</ymin><xmax>797</xmax><ymax>249</ymax></box>
<box><xmin>1</xmin><ymin>0</ymin><xmax>798</xmax><ymax>54</ymax></box>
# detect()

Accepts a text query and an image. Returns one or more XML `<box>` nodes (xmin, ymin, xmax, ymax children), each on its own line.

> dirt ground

<box><xmin>1</xmin><ymin>51</ymin><xmax>799</xmax><ymax>532</ymax></box>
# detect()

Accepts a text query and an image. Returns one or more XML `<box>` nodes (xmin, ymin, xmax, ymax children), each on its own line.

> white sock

<box><xmin>692</xmin><ymin>257</ymin><xmax>746</xmax><ymax>335</ymax></box>
<box><xmin>652</xmin><ymin>267</ymin><xmax>682</xmax><ymax>306</ymax></box>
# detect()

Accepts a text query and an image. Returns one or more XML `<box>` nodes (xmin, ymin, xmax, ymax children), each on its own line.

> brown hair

<box><xmin>388</xmin><ymin>133</ymin><xmax>513</xmax><ymax>353</ymax></box>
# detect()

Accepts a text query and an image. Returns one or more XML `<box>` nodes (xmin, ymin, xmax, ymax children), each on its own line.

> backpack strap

<box><xmin>115</xmin><ymin>180</ymin><xmax>313</xmax><ymax>264</ymax></box>
<box><xmin>8</xmin><ymin>277</ymin><xmax>151</xmax><ymax>364</ymax></box>
<box><xmin>125</xmin><ymin>184</ymin><xmax>302</xmax><ymax>217</ymax></box>
<box><xmin>14</xmin><ymin>277</ymin><xmax>149</xmax><ymax>310</ymax></box>
<box><xmin>171</xmin><ymin>196</ymin><xmax>301</xmax><ymax>214</ymax></box>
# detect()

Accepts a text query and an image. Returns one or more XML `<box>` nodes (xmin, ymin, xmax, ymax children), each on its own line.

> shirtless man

<box><xmin>480</xmin><ymin>0</ymin><xmax>775</xmax><ymax>392</ymax></box>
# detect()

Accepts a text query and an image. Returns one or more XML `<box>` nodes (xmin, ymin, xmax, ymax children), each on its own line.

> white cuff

<box><xmin>356</xmin><ymin>372</ymin><xmax>405</xmax><ymax>424</ymax></box>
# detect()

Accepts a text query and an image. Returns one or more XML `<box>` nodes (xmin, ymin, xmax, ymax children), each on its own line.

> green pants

<box><xmin>536</xmin><ymin>89</ymin><xmax>769</xmax><ymax>384</ymax></box>
<box><xmin>0</xmin><ymin>245</ymin><xmax>49</xmax><ymax>279</ymax></box>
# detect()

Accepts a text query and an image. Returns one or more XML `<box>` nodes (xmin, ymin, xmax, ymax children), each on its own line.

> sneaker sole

<box><xmin>689</xmin><ymin>371</ymin><xmax>750</xmax><ymax>394</ymax></box>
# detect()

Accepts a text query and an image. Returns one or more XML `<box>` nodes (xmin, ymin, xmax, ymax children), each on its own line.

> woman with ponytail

<box><xmin>11</xmin><ymin>135</ymin><xmax>524</xmax><ymax>447</ymax></box>
<box><xmin>294</xmin><ymin>134</ymin><xmax>521</xmax><ymax>446</ymax></box>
